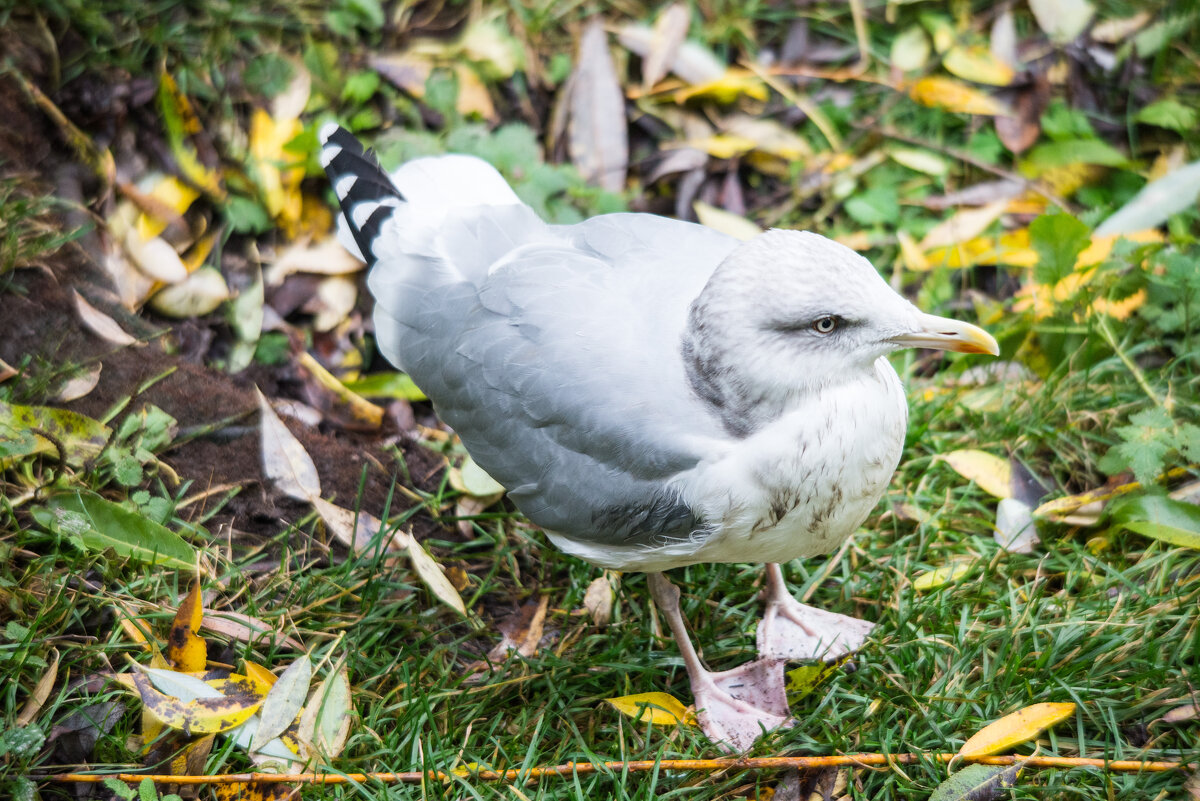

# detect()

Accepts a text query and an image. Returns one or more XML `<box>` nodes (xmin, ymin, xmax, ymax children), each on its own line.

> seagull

<box><xmin>319</xmin><ymin>124</ymin><xmax>998</xmax><ymax>751</ymax></box>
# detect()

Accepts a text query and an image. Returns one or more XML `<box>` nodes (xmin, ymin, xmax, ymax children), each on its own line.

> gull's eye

<box><xmin>812</xmin><ymin>316</ymin><xmax>838</xmax><ymax>334</ymax></box>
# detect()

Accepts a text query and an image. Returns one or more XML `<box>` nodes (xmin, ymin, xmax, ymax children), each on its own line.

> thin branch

<box><xmin>37</xmin><ymin>752</ymin><xmax>1196</xmax><ymax>786</ymax></box>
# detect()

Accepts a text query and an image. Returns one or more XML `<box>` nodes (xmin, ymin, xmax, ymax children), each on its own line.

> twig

<box><xmin>37</xmin><ymin>752</ymin><xmax>1195</xmax><ymax>786</ymax></box>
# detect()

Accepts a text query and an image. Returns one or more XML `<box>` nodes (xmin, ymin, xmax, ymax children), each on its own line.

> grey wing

<box><xmin>384</xmin><ymin>212</ymin><xmax>738</xmax><ymax>546</ymax></box>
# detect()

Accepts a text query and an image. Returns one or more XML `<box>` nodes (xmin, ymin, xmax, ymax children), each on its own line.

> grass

<box><xmin>2</xmin><ymin>1</ymin><xmax>1199</xmax><ymax>799</ymax></box>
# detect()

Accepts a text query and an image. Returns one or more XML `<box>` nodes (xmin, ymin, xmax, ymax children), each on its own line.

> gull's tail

<box><xmin>319</xmin><ymin>123</ymin><xmax>523</xmax><ymax>266</ymax></box>
<box><xmin>319</xmin><ymin>124</ymin><xmax>406</xmax><ymax>266</ymax></box>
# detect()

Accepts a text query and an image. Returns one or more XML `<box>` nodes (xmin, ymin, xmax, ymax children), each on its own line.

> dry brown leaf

<box><xmin>202</xmin><ymin>612</ymin><xmax>305</xmax><ymax>651</ymax></box>
<box><xmin>453</xmin><ymin>63</ymin><xmax>497</xmax><ymax>120</ymax></box>
<box><xmin>569</xmin><ymin>20</ymin><xmax>628</xmax><ymax>192</ymax></box>
<box><xmin>16</xmin><ymin>647</ymin><xmax>59</xmax><ymax>726</ymax></box>
<box><xmin>0</xmin><ymin>356</ymin><xmax>16</xmax><ymax>383</ymax></box>
<box><xmin>264</xmin><ymin>237</ymin><xmax>364</xmax><ymax>285</ymax></box>
<box><xmin>55</xmin><ymin>363</ymin><xmax>102</xmax><ymax>402</ymax></box>
<box><xmin>642</xmin><ymin>3</ymin><xmax>690</xmax><ymax>89</ymax></box>
<box><xmin>582</xmin><ymin>572</ymin><xmax>618</xmax><ymax>626</ymax></box>
<box><xmin>920</xmin><ymin>199</ymin><xmax>1009</xmax><ymax>250</ymax></box>
<box><xmin>390</xmin><ymin>528</ymin><xmax>467</xmax><ymax>616</ymax></box>
<box><xmin>257</xmin><ymin>388</ymin><xmax>321</xmax><ymax>502</ymax></box>
<box><xmin>1158</xmin><ymin>704</ymin><xmax>1199</xmax><ymax>725</ymax></box>
<box><xmin>311</xmin><ymin>496</ymin><xmax>386</xmax><ymax>553</ymax></box>
<box><xmin>488</xmin><ymin>595</ymin><xmax>549</xmax><ymax>660</ymax></box>
<box><xmin>73</xmin><ymin>290</ymin><xmax>137</xmax><ymax>346</ymax></box>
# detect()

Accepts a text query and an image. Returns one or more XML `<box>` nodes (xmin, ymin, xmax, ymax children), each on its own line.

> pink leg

<box><xmin>647</xmin><ymin>572</ymin><xmax>790</xmax><ymax>752</ymax></box>
<box><xmin>756</xmin><ymin>563</ymin><xmax>875</xmax><ymax>662</ymax></box>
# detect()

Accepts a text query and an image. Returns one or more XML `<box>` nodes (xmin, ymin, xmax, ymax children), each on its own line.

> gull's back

<box><xmin>320</xmin><ymin>126</ymin><xmax>737</xmax><ymax>548</ymax></box>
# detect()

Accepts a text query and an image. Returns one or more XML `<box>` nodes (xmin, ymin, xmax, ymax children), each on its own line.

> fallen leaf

<box><xmin>1093</xmin><ymin>159</ymin><xmax>1200</xmax><ymax>237</ymax></box>
<box><xmin>941</xmin><ymin>450</ymin><xmax>1013</xmax><ymax>499</ymax></box>
<box><xmin>32</xmin><ymin>491</ymin><xmax>196</xmax><ymax>570</ymax></box>
<box><xmin>297</xmin><ymin>663</ymin><xmax>353</xmax><ymax>760</ymax></box>
<box><xmin>674</xmin><ymin>68</ymin><xmax>768</xmax><ymax>104</ymax></box>
<box><xmin>889</xmin><ymin>148</ymin><xmax>950</xmax><ymax>177</ymax></box>
<box><xmin>296</xmin><ymin>352</ymin><xmax>384</xmax><ymax>429</ymax></box>
<box><xmin>0</xmin><ymin>356</ymin><xmax>16</xmax><ymax>383</ymax></box>
<box><xmin>920</xmin><ymin>200</ymin><xmax>1009</xmax><ymax>250</ymax></box>
<box><xmin>16</xmin><ymin>648</ymin><xmax>59</xmax><ymax>726</ymax></box>
<box><xmin>167</xmin><ymin>582</ymin><xmax>207</xmax><ymax>672</ymax></box>
<box><xmin>124</xmin><ymin>229</ymin><xmax>189</xmax><ymax>284</ymax></box>
<box><xmin>0</xmin><ymin>400</ymin><xmax>110</xmax><ymax>466</ymax></box>
<box><xmin>942</xmin><ymin>45</ymin><xmax>1015</xmax><ymax>86</ymax></box>
<box><xmin>148</xmin><ymin>266</ymin><xmax>230</xmax><ymax>318</ymax></box>
<box><xmin>908</xmin><ymin>77</ymin><xmax>1010</xmax><ymax>116</ymax></box>
<box><xmin>605</xmin><ymin>691</ymin><xmax>696</xmax><ymax>726</ymax></box>
<box><xmin>311</xmin><ymin>497</ymin><xmax>386</xmax><ymax>553</ymax></box>
<box><xmin>73</xmin><ymin>290</ymin><xmax>137</xmax><ymax>346</ymax></box>
<box><xmin>1091</xmin><ymin>11</ymin><xmax>1153</xmax><ymax>43</ymax></box>
<box><xmin>582</xmin><ymin>571</ymin><xmax>617</xmax><ymax>626</ymax></box>
<box><xmin>617</xmin><ymin>23</ymin><xmax>724</xmax><ymax>85</ymax></box>
<box><xmin>569</xmin><ymin>20</ymin><xmax>628</xmax><ymax>193</ymax></box>
<box><xmin>784</xmin><ymin>656</ymin><xmax>847</xmax><ymax>702</ymax></box>
<box><xmin>390</xmin><ymin>528</ymin><xmax>467</xmax><ymax>615</ymax></box>
<box><xmin>488</xmin><ymin>595</ymin><xmax>549</xmax><ymax>660</ymax></box>
<box><xmin>257</xmin><ymin>388</ymin><xmax>321</xmax><ymax>502</ymax></box>
<box><xmin>1108</xmin><ymin>495</ymin><xmax>1200</xmax><ymax>550</ymax></box>
<box><xmin>132</xmin><ymin>671</ymin><xmax>261</xmax><ymax>736</ymax></box>
<box><xmin>958</xmin><ymin>702</ymin><xmax>1076</xmax><ymax>757</ymax></box>
<box><xmin>1158</xmin><ymin>704</ymin><xmax>1199</xmax><ymax>725</ymax></box>
<box><xmin>694</xmin><ymin>201</ymin><xmax>761</xmax><ymax>241</ymax></box>
<box><xmin>930</xmin><ymin>763</ymin><xmax>1023</xmax><ymax>801</ymax></box>
<box><xmin>912</xmin><ymin>563</ymin><xmax>973</xmax><ymax>591</ymax></box>
<box><xmin>305</xmin><ymin>275</ymin><xmax>358</xmax><ymax>332</ymax></box>
<box><xmin>55</xmin><ymin>363</ymin><xmax>102</xmax><ymax>402</ymax></box>
<box><xmin>891</xmin><ymin>25</ymin><xmax>931</xmax><ymax>73</ymax></box>
<box><xmin>1029</xmin><ymin>0</ymin><xmax>1095</xmax><ymax>44</ymax></box>
<box><xmin>200</xmin><ymin>613</ymin><xmax>304</xmax><ymax>652</ymax></box>
<box><xmin>251</xmin><ymin>655</ymin><xmax>311</xmax><ymax>752</ymax></box>
<box><xmin>642</xmin><ymin>3</ymin><xmax>690</xmax><ymax>88</ymax></box>
<box><xmin>133</xmin><ymin>175</ymin><xmax>200</xmax><ymax>242</ymax></box>
<box><xmin>453</xmin><ymin>63</ymin><xmax>496</xmax><ymax>120</ymax></box>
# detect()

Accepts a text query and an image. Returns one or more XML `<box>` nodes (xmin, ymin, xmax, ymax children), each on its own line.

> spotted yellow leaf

<box><xmin>674</xmin><ymin>69</ymin><xmax>767</xmax><ymax>104</ymax></box>
<box><xmin>605</xmin><ymin>691</ymin><xmax>696</xmax><ymax>726</ymax></box>
<box><xmin>167</xmin><ymin>582</ymin><xmax>206</xmax><ymax>672</ymax></box>
<box><xmin>959</xmin><ymin>702</ymin><xmax>1076</xmax><ymax>757</ymax></box>
<box><xmin>132</xmin><ymin>672</ymin><xmax>261</xmax><ymax>735</ymax></box>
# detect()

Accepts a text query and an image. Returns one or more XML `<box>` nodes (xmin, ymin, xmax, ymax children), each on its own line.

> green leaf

<box><xmin>844</xmin><ymin>186</ymin><xmax>900</xmax><ymax>226</ymax></box>
<box><xmin>1029</xmin><ymin>213</ymin><xmax>1090</xmax><ymax>285</ymax></box>
<box><xmin>1024</xmin><ymin>139</ymin><xmax>1127</xmax><ymax>170</ymax></box>
<box><xmin>1135</xmin><ymin>98</ymin><xmax>1198</xmax><ymax>132</ymax></box>
<box><xmin>1098</xmin><ymin>407</ymin><xmax>1176</xmax><ymax>486</ymax></box>
<box><xmin>31</xmin><ymin>491</ymin><xmax>197</xmax><ymax>569</ymax></box>
<box><xmin>1108</xmin><ymin>495</ymin><xmax>1200</xmax><ymax>549</ymax></box>
<box><xmin>929</xmin><ymin>763</ymin><xmax>1022</xmax><ymax>801</ymax></box>
<box><xmin>342</xmin><ymin>372</ymin><xmax>427</xmax><ymax>401</ymax></box>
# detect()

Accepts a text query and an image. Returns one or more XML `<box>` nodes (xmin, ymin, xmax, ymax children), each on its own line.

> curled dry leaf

<box><xmin>256</xmin><ymin>388</ymin><xmax>322</xmax><ymax>502</ymax></box>
<box><xmin>167</xmin><ymin>582</ymin><xmax>207</xmax><ymax>672</ymax></box>
<box><xmin>73</xmin><ymin>290</ymin><xmax>137</xmax><ymax>346</ymax></box>
<box><xmin>958</xmin><ymin>702</ymin><xmax>1076</xmax><ymax>757</ymax></box>
<box><xmin>488</xmin><ymin>594</ymin><xmax>549</xmax><ymax>660</ymax></box>
<box><xmin>569</xmin><ymin>20</ymin><xmax>628</xmax><ymax>193</ymax></box>
<box><xmin>582</xmin><ymin>571</ymin><xmax>617</xmax><ymax>626</ymax></box>
<box><xmin>265</xmin><ymin>237</ymin><xmax>365</xmax><ymax>285</ymax></box>
<box><xmin>0</xmin><ymin>356</ymin><xmax>16</xmax><ymax>382</ymax></box>
<box><xmin>55</xmin><ymin>363</ymin><xmax>102</xmax><ymax>402</ymax></box>
<box><xmin>16</xmin><ymin>648</ymin><xmax>59</xmax><ymax>727</ymax></box>
<box><xmin>202</xmin><ymin>612</ymin><xmax>305</xmax><ymax>651</ymax></box>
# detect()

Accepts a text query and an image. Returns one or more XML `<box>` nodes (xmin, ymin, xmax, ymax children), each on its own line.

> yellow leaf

<box><xmin>920</xmin><ymin>200</ymin><xmax>1009</xmax><ymax>250</ymax></box>
<box><xmin>959</xmin><ymin>702</ymin><xmax>1076</xmax><ymax>757</ymax></box>
<box><xmin>205</xmin><ymin>674</ymin><xmax>269</xmax><ymax>700</ymax></box>
<box><xmin>673</xmin><ymin>68</ymin><xmax>767</xmax><ymax>104</ymax></box>
<box><xmin>135</xmin><ymin>176</ymin><xmax>201</xmax><ymax>241</ymax></box>
<box><xmin>683</xmin><ymin>134</ymin><xmax>757</xmax><ymax>160</ymax></box>
<box><xmin>249</xmin><ymin>108</ymin><xmax>305</xmax><ymax>231</ymax></box>
<box><xmin>942</xmin><ymin>45</ymin><xmax>1016</xmax><ymax>87</ymax></box>
<box><xmin>908</xmin><ymin>77</ymin><xmax>1010</xmax><ymax>116</ymax></box>
<box><xmin>453</xmin><ymin>64</ymin><xmax>496</xmax><ymax>120</ymax></box>
<box><xmin>896</xmin><ymin>230</ymin><xmax>929</xmax><ymax>272</ymax></box>
<box><xmin>243</xmin><ymin>661</ymin><xmax>279</xmax><ymax>694</ymax></box>
<box><xmin>942</xmin><ymin>450</ymin><xmax>1013</xmax><ymax>499</ymax></box>
<box><xmin>1090</xmin><ymin>288</ymin><xmax>1146</xmax><ymax>320</ymax></box>
<box><xmin>167</xmin><ymin>582</ymin><xmax>206</xmax><ymax>672</ymax></box>
<box><xmin>925</xmin><ymin>230</ymin><xmax>1037</xmax><ymax>270</ymax></box>
<box><xmin>605</xmin><ymin>692</ymin><xmax>696</xmax><ymax>726</ymax></box>
<box><xmin>296</xmin><ymin>352</ymin><xmax>384</xmax><ymax>428</ymax></box>
<box><xmin>912</xmin><ymin>563</ymin><xmax>973</xmax><ymax>591</ymax></box>
<box><xmin>785</xmin><ymin>656</ymin><xmax>847</xmax><ymax>701</ymax></box>
<box><xmin>693</xmin><ymin>201</ymin><xmax>761</xmax><ymax>241</ymax></box>
<box><xmin>132</xmin><ymin>672</ymin><xmax>261</xmax><ymax>735</ymax></box>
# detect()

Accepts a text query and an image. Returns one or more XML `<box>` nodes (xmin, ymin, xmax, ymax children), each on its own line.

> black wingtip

<box><xmin>318</xmin><ymin>124</ymin><xmax>405</xmax><ymax>262</ymax></box>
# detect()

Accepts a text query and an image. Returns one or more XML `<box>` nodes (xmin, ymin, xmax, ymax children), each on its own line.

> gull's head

<box><xmin>685</xmin><ymin>230</ymin><xmax>997</xmax><ymax>427</ymax></box>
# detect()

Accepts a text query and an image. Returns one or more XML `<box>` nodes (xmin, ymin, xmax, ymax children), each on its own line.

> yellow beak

<box><xmin>888</xmin><ymin>313</ymin><xmax>1000</xmax><ymax>356</ymax></box>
